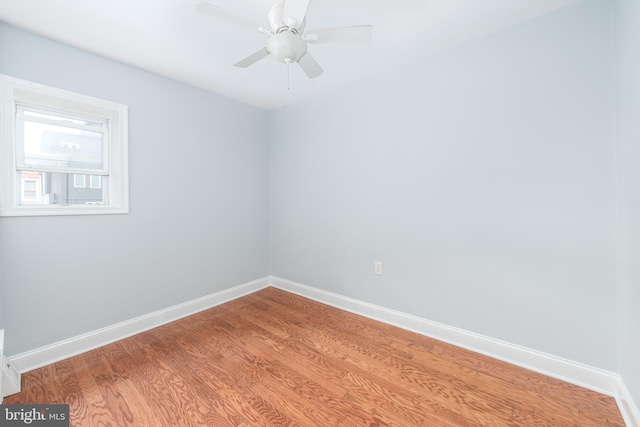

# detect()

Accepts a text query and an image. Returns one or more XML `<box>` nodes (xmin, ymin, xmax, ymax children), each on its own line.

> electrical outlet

<box><xmin>374</xmin><ymin>261</ymin><xmax>383</xmax><ymax>276</ymax></box>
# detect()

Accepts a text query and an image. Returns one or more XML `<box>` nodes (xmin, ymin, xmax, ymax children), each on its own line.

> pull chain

<box><xmin>287</xmin><ymin>61</ymin><xmax>290</xmax><ymax>91</ymax></box>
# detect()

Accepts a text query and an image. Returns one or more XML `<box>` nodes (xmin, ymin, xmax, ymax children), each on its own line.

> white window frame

<box><xmin>0</xmin><ymin>74</ymin><xmax>128</xmax><ymax>216</ymax></box>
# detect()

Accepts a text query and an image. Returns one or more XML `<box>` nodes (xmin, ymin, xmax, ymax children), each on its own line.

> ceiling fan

<box><xmin>196</xmin><ymin>0</ymin><xmax>373</xmax><ymax>78</ymax></box>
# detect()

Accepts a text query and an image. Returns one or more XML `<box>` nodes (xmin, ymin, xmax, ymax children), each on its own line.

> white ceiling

<box><xmin>0</xmin><ymin>0</ymin><xmax>582</xmax><ymax>110</ymax></box>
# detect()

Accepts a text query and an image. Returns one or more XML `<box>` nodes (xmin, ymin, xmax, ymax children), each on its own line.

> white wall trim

<box><xmin>8</xmin><ymin>277</ymin><xmax>271</xmax><ymax>375</ymax></box>
<box><xmin>617</xmin><ymin>378</ymin><xmax>640</xmax><ymax>427</ymax></box>
<box><xmin>1</xmin><ymin>329</ymin><xmax>4</xmax><ymax>401</ymax></box>
<box><xmin>2</xmin><ymin>355</ymin><xmax>21</xmax><ymax>399</ymax></box>
<box><xmin>269</xmin><ymin>276</ymin><xmax>621</xmax><ymax>397</ymax></box>
<box><xmin>7</xmin><ymin>274</ymin><xmax>638</xmax><ymax>427</ymax></box>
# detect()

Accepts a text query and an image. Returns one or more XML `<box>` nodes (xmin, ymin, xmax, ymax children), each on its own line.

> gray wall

<box><xmin>0</xmin><ymin>0</ymin><xmax>634</xmax><ymax>389</ymax></box>
<box><xmin>615</xmin><ymin>0</ymin><xmax>640</xmax><ymax>408</ymax></box>
<box><xmin>0</xmin><ymin>22</ymin><xmax>270</xmax><ymax>355</ymax></box>
<box><xmin>270</xmin><ymin>0</ymin><xmax>618</xmax><ymax>370</ymax></box>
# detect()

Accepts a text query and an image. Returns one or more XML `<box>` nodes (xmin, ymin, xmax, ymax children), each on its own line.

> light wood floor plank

<box><xmin>4</xmin><ymin>287</ymin><xmax>624</xmax><ymax>426</ymax></box>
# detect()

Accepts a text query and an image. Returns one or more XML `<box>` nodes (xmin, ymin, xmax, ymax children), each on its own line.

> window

<box><xmin>23</xmin><ymin>180</ymin><xmax>37</xmax><ymax>198</ymax></box>
<box><xmin>0</xmin><ymin>74</ymin><xmax>128</xmax><ymax>216</ymax></box>
<box><xmin>73</xmin><ymin>174</ymin><xmax>86</xmax><ymax>188</ymax></box>
<box><xmin>19</xmin><ymin>172</ymin><xmax>48</xmax><ymax>206</ymax></box>
<box><xmin>90</xmin><ymin>175</ymin><xmax>101</xmax><ymax>189</ymax></box>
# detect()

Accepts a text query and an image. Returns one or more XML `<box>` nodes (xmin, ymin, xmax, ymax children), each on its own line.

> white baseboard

<box><xmin>1</xmin><ymin>329</ymin><xmax>3</xmax><ymax>401</ymax></box>
<box><xmin>1</xmin><ymin>329</ymin><xmax>20</xmax><ymax>399</ymax></box>
<box><xmin>6</xmin><ymin>274</ymin><xmax>639</xmax><ymax>427</ymax></box>
<box><xmin>8</xmin><ymin>277</ymin><xmax>271</xmax><ymax>376</ymax></box>
<box><xmin>269</xmin><ymin>276</ymin><xmax>621</xmax><ymax>397</ymax></box>
<box><xmin>617</xmin><ymin>379</ymin><xmax>640</xmax><ymax>427</ymax></box>
<box><xmin>2</xmin><ymin>355</ymin><xmax>21</xmax><ymax>398</ymax></box>
<box><xmin>270</xmin><ymin>276</ymin><xmax>640</xmax><ymax>425</ymax></box>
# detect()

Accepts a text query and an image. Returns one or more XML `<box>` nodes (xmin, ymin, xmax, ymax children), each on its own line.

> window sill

<box><xmin>0</xmin><ymin>205</ymin><xmax>128</xmax><ymax>217</ymax></box>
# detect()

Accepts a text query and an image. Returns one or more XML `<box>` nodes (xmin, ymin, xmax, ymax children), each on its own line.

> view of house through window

<box><xmin>15</xmin><ymin>104</ymin><xmax>108</xmax><ymax>207</ymax></box>
<box><xmin>19</xmin><ymin>171</ymin><xmax>105</xmax><ymax>206</ymax></box>
<box><xmin>18</xmin><ymin>107</ymin><xmax>108</xmax><ymax>173</ymax></box>
<box><xmin>1</xmin><ymin>73</ymin><xmax>128</xmax><ymax>216</ymax></box>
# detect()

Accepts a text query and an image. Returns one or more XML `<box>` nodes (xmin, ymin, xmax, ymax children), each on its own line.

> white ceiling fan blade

<box><xmin>196</xmin><ymin>1</ymin><xmax>263</xmax><ymax>33</ymax></box>
<box><xmin>298</xmin><ymin>51</ymin><xmax>323</xmax><ymax>79</ymax></box>
<box><xmin>304</xmin><ymin>25</ymin><xmax>373</xmax><ymax>44</ymax></box>
<box><xmin>282</xmin><ymin>0</ymin><xmax>312</xmax><ymax>29</ymax></box>
<box><xmin>234</xmin><ymin>48</ymin><xmax>271</xmax><ymax>68</ymax></box>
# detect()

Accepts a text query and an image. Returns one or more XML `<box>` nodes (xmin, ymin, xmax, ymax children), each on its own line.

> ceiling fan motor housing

<box><xmin>268</xmin><ymin>0</ymin><xmax>305</xmax><ymax>32</ymax></box>
<box><xmin>267</xmin><ymin>31</ymin><xmax>308</xmax><ymax>63</ymax></box>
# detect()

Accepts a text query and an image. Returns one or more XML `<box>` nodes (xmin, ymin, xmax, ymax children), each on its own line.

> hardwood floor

<box><xmin>4</xmin><ymin>287</ymin><xmax>625</xmax><ymax>426</ymax></box>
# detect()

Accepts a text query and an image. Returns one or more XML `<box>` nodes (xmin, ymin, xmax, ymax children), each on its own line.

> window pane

<box><xmin>18</xmin><ymin>108</ymin><xmax>107</xmax><ymax>172</ymax></box>
<box><xmin>90</xmin><ymin>175</ymin><xmax>101</xmax><ymax>189</ymax></box>
<box><xmin>74</xmin><ymin>174</ymin><xmax>86</xmax><ymax>188</ymax></box>
<box><xmin>19</xmin><ymin>171</ymin><xmax>106</xmax><ymax>206</ymax></box>
<box><xmin>23</xmin><ymin>180</ymin><xmax>37</xmax><ymax>198</ymax></box>
<box><xmin>23</xmin><ymin>110</ymin><xmax>104</xmax><ymax>130</ymax></box>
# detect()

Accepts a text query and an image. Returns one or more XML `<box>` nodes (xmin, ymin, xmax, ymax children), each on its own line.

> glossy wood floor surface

<box><xmin>5</xmin><ymin>287</ymin><xmax>625</xmax><ymax>426</ymax></box>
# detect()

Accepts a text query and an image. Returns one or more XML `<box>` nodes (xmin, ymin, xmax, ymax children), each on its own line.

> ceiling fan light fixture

<box><xmin>197</xmin><ymin>0</ymin><xmax>373</xmax><ymax>78</ymax></box>
<box><xmin>267</xmin><ymin>31</ymin><xmax>307</xmax><ymax>63</ymax></box>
